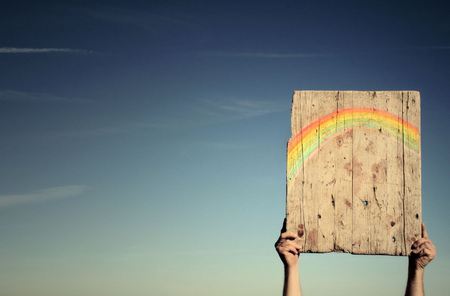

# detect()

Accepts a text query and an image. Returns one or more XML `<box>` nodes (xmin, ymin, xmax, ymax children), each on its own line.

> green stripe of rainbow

<box><xmin>287</xmin><ymin>108</ymin><xmax>420</xmax><ymax>179</ymax></box>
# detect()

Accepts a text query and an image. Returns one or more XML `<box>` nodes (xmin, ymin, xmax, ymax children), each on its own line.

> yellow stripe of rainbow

<box><xmin>287</xmin><ymin>108</ymin><xmax>420</xmax><ymax>179</ymax></box>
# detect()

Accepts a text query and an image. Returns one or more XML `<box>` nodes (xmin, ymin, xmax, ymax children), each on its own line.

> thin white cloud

<box><xmin>0</xmin><ymin>90</ymin><xmax>93</xmax><ymax>103</ymax></box>
<box><xmin>198</xmin><ymin>98</ymin><xmax>287</xmax><ymax>120</ymax></box>
<box><xmin>189</xmin><ymin>140</ymin><xmax>246</xmax><ymax>151</ymax></box>
<box><xmin>55</xmin><ymin>126</ymin><xmax>130</xmax><ymax>137</ymax></box>
<box><xmin>203</xmin><ymin>51</ymin><xmax>331</xmax><ymax>58</ymax></box>
<box><xmin>62</xmin><ymin>99</ymin><xmax>286</xmax><ymax>136</ymax></box>
<box><xmin>47</xmin><ymin>121</ymin><xmax>167</xmax><ymax>138</ymax></box>
<box><xmin>0</xmin><ymin>185</ymin><xmax>88</xmax><ymax>208</ymax></box>
<box><xmin>35</xmin><ymin>98</ymin><xmax>285</xmax><ymax>139</ymax></box>
<box><xmin>0</xmin><ymin>47</ymin><xmax>93</xmax><ymax>54</ymax></box>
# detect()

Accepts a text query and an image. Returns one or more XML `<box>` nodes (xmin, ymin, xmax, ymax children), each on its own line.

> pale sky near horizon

<box><xmin>0</xmin><ymin>1</ymin><xmax>449</xmax><ymax>295</ymax></box>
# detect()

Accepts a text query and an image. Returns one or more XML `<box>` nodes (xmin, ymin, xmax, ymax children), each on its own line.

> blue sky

<box><xmin>0</xmin><ymin>1</ymin><xmax>449</xmax><ymax>295</ymax></box>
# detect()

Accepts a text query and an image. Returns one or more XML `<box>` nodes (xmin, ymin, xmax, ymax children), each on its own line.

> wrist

<box><xmin>284</xmin><ymin>263</ymin><xmax>299</xmax><ymax>273</ymax></box>
<box><xmin>408</xmin><ymin>261</ymin><xmax>424</xmax><ymax>277</ymax></box>
<box><xmin>411</xmin><ymin>266</ymin><xmax>424</xmax><ymax>274</ymax></box>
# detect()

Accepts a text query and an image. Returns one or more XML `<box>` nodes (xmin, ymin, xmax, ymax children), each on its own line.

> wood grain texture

<box><xmin>286</xmin><ymin>90</ymin><xmax>422</xmax><ymax>255</ymax></box>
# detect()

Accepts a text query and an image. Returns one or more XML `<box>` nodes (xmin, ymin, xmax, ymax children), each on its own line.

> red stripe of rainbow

<box><xmin>287</xmin><ymin>108</ymin><xmax>420</xmax><ymax>179</ymax></box>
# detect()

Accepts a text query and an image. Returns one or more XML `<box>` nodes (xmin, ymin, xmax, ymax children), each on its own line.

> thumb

<box><xmin>281</xmin><ymin>218</ymin><xmax>287</xmax><ymax>233</ymax></box>
<box><xmin>422</xmin><ymin>223</ymin><xmax>429</xmax><ymax>239</ymax></box>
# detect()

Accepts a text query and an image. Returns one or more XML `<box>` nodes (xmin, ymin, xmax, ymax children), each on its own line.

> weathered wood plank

<box><xmin>286</xmin><ymin>90</ymin><xmax>422</xmax><ymax>255</ymax></box>
<box><xmin>333</xmin><ymin>91</ymin><xmax>353</xmax><ymax>252</ymax></box>
<box><xmin>403</xmin><ymin>91</ymin><xmax>422</xmax><ymax>254</ymax></box>
<box><xmin>351</xmin><ymin>91</ymin><xmax>373</xmax><ymax>254</ymax></box>
<box><xmin>315</xmin><ymin>91</ymin><xmax>339</xmax><ymax>252</ymax></box>
<box><xmin>383</xmin><ymin>91</ymin><xmax>406</xmax><ymax>255</ymax></box>
<box><xmin>286</xmin><ymin>91</ymin><xmax>304</xmax><ymax>247</ymax></box>
<box><xmin>300</xmin><ymin>91</ymin><xmax>321</xmax><ymax>252</ymax></box>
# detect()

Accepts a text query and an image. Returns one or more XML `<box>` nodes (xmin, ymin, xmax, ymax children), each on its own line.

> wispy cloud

<box><xmin>0</xmin><ymin>47</ymin><xmax>93</xmax><ymax>54</ymax></box>
<box><xmin>0</xmin><ymin>185</ymin><xmax>88</xmax><ymax>208</ymax></box>
<box><xmin>38</xmin><ymin>98</ymin><xmax>285</xmax><ymax>139</ymax></box>
<box><xmin>187</xmin><ymin>140</ymin><xmax>247</xmax><ymax>151</ymax></box>
<box><xmin>0</xmin><ymin>90</ymin><xmax>93</xmax><ymax>103</ymax></box>
<box><xmin>203</xmin><ymin>51</ymin><xmax>331</xmax><ymax>58</ymax></box>
<box><xmin>204</xmin><ymin>46</ymin><xmax>450</xmax><ymax>59</ymax></box>
<box><xmin>53</xmin><ymin>126</ymin><xmax>133</xmax><ymax>137</ymax></box>
<box><xmin>197</xmin><ymin>98</ymin><xmax>287</xmax><ymax>120</ymax></box>
<box><xmin>47</xmin><ymin>121</ymin><xmax>167</xmax><ymax>138</ymax></box>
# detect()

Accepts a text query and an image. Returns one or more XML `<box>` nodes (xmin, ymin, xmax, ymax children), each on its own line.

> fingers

<box><xmin>277</xmin><ymin>246</ymin><xmax>298</xmax><ymax>256</ymax></box>
<box><xmin>423</xmin><ymin>248</ymin><xmax>435</xmax><ymax>258</ymax></box>
<box><xmin>411</xmin><ymin>241</ymin><xmax>432</xmax><ymax>254</ymax></box>
<box><xmin>409</xmin><ymin>226</ymin><xmax>437</xmax><ymax>268</ymax></box>
<box><xmin>275</xmin><ymin>237</ymin><xmax>301</xmax><ymax>249</ymax></box>
<box><xmin>284</xmin><ymin>240</ymin><xmax>301</xmax><ymax>251</ymax></box>
<box><xmin>280</xmin><ymin>231</ymin><xmax>298</xmax><ymax>240</ymax></box>
<box><xmin>276</xmin><ymin>218</ymin><xmax>303</xmax><ymax>254</ymax></box>
<box><xmin>285</xmin><ymin>245</ymin><xmax>299</xmax><ymax>255</ymax></box>
<box><xmin>276</xmin><ymin>240</ymin><xmax>301</xmax><ymax>255</ymax></box>
<box><xmin>276</xmin><ymin>236</ymin><xmax>301</xmax><ymax>248</ymax></box>
<box><xmin>422</xmin><ymin>223</ymin><xmax>429</xmax><ymax>239</ymax></box>
<box><xmin>281</xmin><ymin>244</ymin><xmax>300</xmax><ymax>255</ymax></box>
<box><xmin>411</xmin><ymin>238</ymin><xmax>436</xmax><ymax>260</ymax></box>
<box><xmin>412</xmin><ymin>238</ymin><xmax>428</xmax><ymax>250</ymax></box>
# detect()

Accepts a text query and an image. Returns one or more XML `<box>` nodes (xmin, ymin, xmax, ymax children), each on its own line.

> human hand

<box><xmin>409</xmin><ymin>223</ymin><xmax>437</xmax><ymax>270</ymax></box>
<box><xmin>275</xmin><ymin>218</ymin><xmax>303</xmax><ymax>268</ymax></box>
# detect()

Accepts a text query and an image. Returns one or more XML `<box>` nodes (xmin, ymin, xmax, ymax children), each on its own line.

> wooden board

<box><xmin>286</xmin><ymin>90</ymin><xmax>422</xmax><ymax>255</ymax></box>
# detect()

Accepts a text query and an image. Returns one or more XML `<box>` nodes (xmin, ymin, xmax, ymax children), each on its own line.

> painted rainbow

<box><xmin>287</xmin><ymin>108</ymin><xmax>420</xmax><ymax>179</ymax></box>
